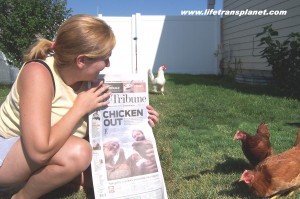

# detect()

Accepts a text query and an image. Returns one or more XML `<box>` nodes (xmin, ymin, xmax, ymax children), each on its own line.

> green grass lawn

<box><xmin>151</xmin><ymin>74</ymin><xmax>300</xmax><ymax>199</ymax></box>
<box><xmin>1</xmin><ymin>74</ymin><xmax>300</xmax><ymax>198</ymax></box>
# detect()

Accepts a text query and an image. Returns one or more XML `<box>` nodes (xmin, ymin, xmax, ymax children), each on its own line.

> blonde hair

<box><xmin>23</xmin><ymin>37</ymin><xmax>53</xmax><ymax>62</ymax></box>
<box><xmin>23</xmin><ymin>14</ymin><xmax>116</xmax><ymax>68</ymax></box>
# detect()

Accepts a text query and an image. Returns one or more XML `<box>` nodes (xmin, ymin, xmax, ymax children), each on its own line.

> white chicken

<box><xmin>148</xmin><ymin>64</ymin><xmax>167</xmax><ymax>95</ymax></box>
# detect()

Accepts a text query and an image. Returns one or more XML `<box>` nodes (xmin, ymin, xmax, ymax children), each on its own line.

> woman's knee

<box><xmin>73</xmin><ymin>139</ymin><xmax>92</xmax><ymax>169</ymax></box>
<box><xmin>63</xmin><ymin>138</ymin><xmax>92</xmax><ymax>171</ymax></box>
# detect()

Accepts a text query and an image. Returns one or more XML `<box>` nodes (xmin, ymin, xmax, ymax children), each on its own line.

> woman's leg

<box><xmin>65</xmin><ymin>165</ymin><xmax>93</xmax><ymax>190</ymax></box>
<box><xmin>0</xmin><ymin>136</ymin><xmax>92</xmax><ymax>199</ymax></box>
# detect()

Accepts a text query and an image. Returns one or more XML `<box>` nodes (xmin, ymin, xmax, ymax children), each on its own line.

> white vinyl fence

<box><xmin>0</xmin><ymin>14</ymin><xmax>221</xmax><ymax>84</ymax></box>
<box><xmin>99</xmin><ymin>13</ymin><xmax>221</xmax><ymax>75</ymax></box>
<box><xmin>0</xmin><ymin>52</ymin><xmax>19</xmax><ymax>84</ymax></box>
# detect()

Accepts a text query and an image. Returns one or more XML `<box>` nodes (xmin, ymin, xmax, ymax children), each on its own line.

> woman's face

<box><xmin>83</xmin><ymin>55</ymin><xmax>111</xmax><ymax>81</ymax></box>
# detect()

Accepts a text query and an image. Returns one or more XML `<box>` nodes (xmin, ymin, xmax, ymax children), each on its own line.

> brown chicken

<box><xmin>240</xmin><ymin>146</ymin><xmax>300</xmax><ymax>198</ymax></box>
<box><xmin>234</xmin><ymin>123</ymin><xmax>274</xmax><ymax>167</ymax></box>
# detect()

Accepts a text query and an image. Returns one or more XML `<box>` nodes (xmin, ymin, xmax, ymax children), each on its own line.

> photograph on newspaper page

<box><xmin>88</xmin><ymin>73</ymin><xmax>168</xmax><ymax>199</ymax></box>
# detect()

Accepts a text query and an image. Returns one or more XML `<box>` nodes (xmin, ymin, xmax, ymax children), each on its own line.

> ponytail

<box><xmin>23</xmin><ymin>15</ymin><xmax>115</xmax><ymax>68</ymax></box>
<box><xmin>23</xmin><ymin>37</ymin><xmax>53</xmax><ymax>62</ymax></box>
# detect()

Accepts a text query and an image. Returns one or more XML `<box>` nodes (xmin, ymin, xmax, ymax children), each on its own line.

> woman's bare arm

<box><xmin>18</xmin><ymin>62</ymin><xmax>111</xmax><ymax>165</ymax></box>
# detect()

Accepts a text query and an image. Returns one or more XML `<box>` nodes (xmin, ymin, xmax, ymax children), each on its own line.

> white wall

<box><xmin>98</xmin><ymin>16</ymin><xmax>136</xmax><ymax>74</ymax></box>
<box><xmin>99</xmin><ymin>14</ymin><xmax>221</xmax><ymax>75</ymax></box>
<box><xmin>222</xmin><ymin>0</ymin><xmax>300</xmax><ymax>72</ymax></box>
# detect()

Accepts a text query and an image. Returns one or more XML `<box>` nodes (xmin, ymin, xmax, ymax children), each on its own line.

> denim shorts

<box><xmin>0</xmin><ymin>136</ymin><xmax>19</xmax><ymax>166</ymax></box>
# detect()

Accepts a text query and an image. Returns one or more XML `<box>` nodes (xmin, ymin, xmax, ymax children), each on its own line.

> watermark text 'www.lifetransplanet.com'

<box><xmin>181</xmin><ymin>9</ymin><xmax>287</xmax><ymax>16</ymax></box>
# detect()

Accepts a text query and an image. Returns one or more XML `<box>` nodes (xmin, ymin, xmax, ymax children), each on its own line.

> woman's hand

<box><xmin>73</xmin><ymin>81</ymin><xmax>112</xmax><ymax>117</ymax></box>
<box><xmin>147</xmin><ymin>105</ymin><xmax>159</xmax><ymax>128</ymax></box>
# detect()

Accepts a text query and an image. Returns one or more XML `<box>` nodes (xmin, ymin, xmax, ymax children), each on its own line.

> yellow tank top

<box><xmin>0</xmin><ymin>56</ymin><xmax>88</xmax><ymax>138</ymax></box>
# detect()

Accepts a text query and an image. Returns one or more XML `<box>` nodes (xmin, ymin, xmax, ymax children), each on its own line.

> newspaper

<box><xmin>88</xmin><ymin>73</ymin><xmax>168</xmax><ymax>199</ymax></box>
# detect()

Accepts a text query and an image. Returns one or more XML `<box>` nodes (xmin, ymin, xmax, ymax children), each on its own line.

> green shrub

<box><xmin>256</xmin><ymin>25</ymin><xmax>300</xmax><ymax>97</ymax></box>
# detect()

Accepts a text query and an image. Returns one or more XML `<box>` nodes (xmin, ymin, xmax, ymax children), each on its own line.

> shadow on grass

<box><xmin>183</xmin><ymin>155</ymin><xmax>252</xmax><ymax>179</ymax></box>
<box><xmin>214</xmin><ymin>156</ymin><xmax>256</xmax><ymax>198</ymax></box>
<box><xmin>286</xmin><ymin>122</ymin><xmax>300</xmax><ymax>128</ymax></box>
<box><xmin>213</xmin><ymin>155</ymin><xmax>253</xmax><ymax>174</ymax></box>
<box><xmin>218</xmin><ymin>180</ymin><xmax>257</xmax><ymax>199</ymax></box>
<box><xmin>182</xmin><ymin>155</ymin><xmax>256</xmax><ymax>198</ymax></box>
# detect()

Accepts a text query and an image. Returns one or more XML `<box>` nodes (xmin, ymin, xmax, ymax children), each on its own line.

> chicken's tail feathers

<box><xmin>148</xmin><ymin>68</ymin><xmax>154</xmax><ymax>82</ymax></box>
